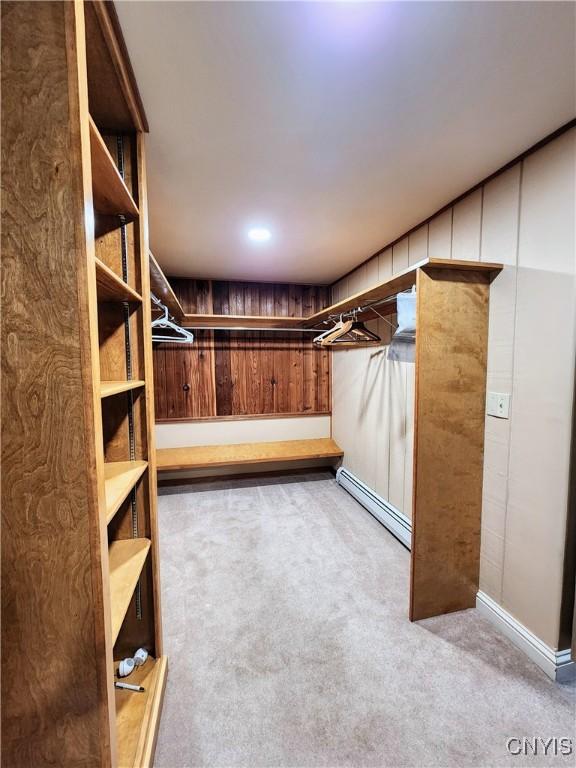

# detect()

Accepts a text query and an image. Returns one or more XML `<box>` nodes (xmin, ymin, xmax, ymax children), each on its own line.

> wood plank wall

<box><xmin>153</xmin><ymin>280</ymin><xmax>331</xmax><ymax>421</ymax></box>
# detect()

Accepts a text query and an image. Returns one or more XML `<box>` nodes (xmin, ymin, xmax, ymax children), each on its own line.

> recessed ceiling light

<box><xmin>247</xmin><ymin>227</ymin><xmax>271</xmax><ymax>243</ymax></box>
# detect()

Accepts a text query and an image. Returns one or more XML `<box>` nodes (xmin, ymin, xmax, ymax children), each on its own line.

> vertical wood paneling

<box><xmin>452</xmin><ymin>189</ymin><xmax>482</xmax><ymax>261</ymax></box>
<box><xmin>365</xmin><ymin>256</ymin><xmax>379</xmax><ymax>286</ymax></box>
<box><xmin>428</xmin><ymin>208</ymin><xmax>453</xmax><ymax>259</ymax></box>
<box><xmin>478</xmin><ymin>165</ymin><xmax>521</xmax><ymax>603</ymax></box>
<box><xmin>408</xmin><ymin>225</ymin><xmax>428</xmax><ymax>264</ymax></box>
<box><xmin>212</xmin><ymin>282</ymin><xmax>233</xmax><ymax>415</ymax></box>
<box><xmin>378</xmin><ymin>247</ymin><xmax>393</xmax><ymax>281</ymax></box>
<box><xmin>392</xmin><ymin>238</ymin><xmax>409</xmax><ymax>274</ymax></box>
<box><xmin>503</xmin><ymin>130</ymin><xmax>576</xmax><ymax>647</ymax></box>
<box><xmin>154</xmin><ymin>279</ymin><xmax>331</xmax><ymax>420</ymax></box>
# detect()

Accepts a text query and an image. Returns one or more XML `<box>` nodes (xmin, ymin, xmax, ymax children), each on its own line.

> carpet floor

<box><xmin>154</xmin><ymin>471</ymin><xmax>575</xmax><ymax>768</ymax></box>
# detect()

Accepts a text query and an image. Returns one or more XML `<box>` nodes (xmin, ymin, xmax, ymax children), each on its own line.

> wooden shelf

<box><xmin>109</xmin><ymin>538</ymin><xmax>151</xmax><ymax>643</ymax></box>
<box><xmin>89</xmin><ymin>115</ymin><xmax>138</xmax><ymax>235</ymax></box>
<box><xmin>157</xmin><ymin>438</ymin><xmax>343</xmax><ymax>471</ymax></box>
<box><xmin>182</xmin><ymin>314</ymin><xmax>309</xmax><ymax>330</ymax></box>
<box><xmin>104</xmin><ymin>461</ymin><xmax>148</xmax><ymax>524</ymax></box>
<box><xmin>304</xmin><ymin>257</ymin><xmax>503</xmax><ymax>327</ymax></box>
<box><xmin>149</xmin><ymin>252</ymin><xmax>184</xmax><ymax>320</ymax></box>
<box><xmin>174</xmin><ymin>259</ymin><xmax>503</xmax><ymax>331</ymax></box>
<box><xmin>95</xmin><ymin>257</ymin><xmax>143</xmax><ymax>303</ymax></box>
<box><xmin>100</xmin><ymin>380</ymin><xmax>145</xmax><ymax>399</ymax></box>
<box><xmin>115</xmin><ymin>655</ymin><xmax>168</xmax><ymax>768</ymax></box>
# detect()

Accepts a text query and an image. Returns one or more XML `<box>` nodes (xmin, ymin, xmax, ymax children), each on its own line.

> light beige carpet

<box><xmin>154</xmin><ymin>472</ymin><xmax>575</xmax><ymax>768</ymax></box>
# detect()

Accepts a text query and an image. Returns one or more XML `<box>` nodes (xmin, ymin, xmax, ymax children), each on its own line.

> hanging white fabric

<box><xmin>388</xmin><ymin>286</ymin><xmax>416</xmax><ymax>362</ymax></box>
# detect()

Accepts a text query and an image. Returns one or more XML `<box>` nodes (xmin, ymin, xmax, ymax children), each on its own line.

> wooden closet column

<box><xmin>2</xmin><ymin>2</ymin><xmax>166</xmax><ymax>766</ymax></box>
<box><xmin>410</xmin><ymin>267</ymin><xmax>491</xmax><ymax>620</ymax></box>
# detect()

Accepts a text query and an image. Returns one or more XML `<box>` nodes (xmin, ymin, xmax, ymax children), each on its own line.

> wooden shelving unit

<box><xmin>90</xmin><ymin>115</ymin><xmax>139</xmax><ymax>235</ymax></box>
<box><xmin>104</xmin><ymin>461</ymin><xmax>149</xmax><ymax>524</ymax></box>
<box><xmin>101</xmin><ymin>380</ymin><xmax>146</xmax><ymax>399</ymax></box>
<box><xmin>116</xmin><ymin>655</ymin><xmax>168</xmax><ymax>768</ymax></box>
<box><xmin>109</xmin><ymin>538</ymin><xmax>152</xmax><ymax>642</ymax></box>
<box><xmin>182</xmin><ymin>313</ymin><xmax>308</xmax><ymax>330</ymax></box>
<box><xmin>2</xmin><ymin>3</ymin><xmax>167</xmax><ymax>766</ymax></box>
<box><xmin>96</xmin><ymin>257</ymin><xmax>143</xmax><ymax>303</ymax></box>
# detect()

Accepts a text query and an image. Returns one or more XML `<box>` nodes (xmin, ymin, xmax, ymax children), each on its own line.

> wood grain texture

<box><xmin>182</xmin><ymin>314</ymin><xmax>308</xmax><ymax>329</ymax></box>
<box><xmin>1</xmin><ymin>2</ymin><xmax>112</xmax><ymax>764</ymax></box>
<box><xmin>150</xmin><ymin>251</ymin><xmax>184</xmax><ymax>320</ymax></box>
<box><xmin>89</xmin><ymin>115</ymin><xmax>138</xmax><ymax>222</ymax></box>
<box><xmin>116</xmin><ymin>655</ymin><xmax>168</xmax><ymax>768</ymax></box>
<box><xmin>109</xmin><ymin>537</ymin><xmax>151</xmax><ymax>642</ymax></box>
<box><xmin>95</xmin><ymin>257</ymin><xmax>142</xmax><ymax>302</ymax></box>
<box><xmin>104</xmin><ymin>460</ymin><xmax>148</xmax><ymax>523</ymax></box>
<box><xmin>85</xmin><ymin>0</ymin><xmax>147</xmax><ymax>132</ymax></box>
<box><xmin>154</xmin><ymin>279</ymin><xmax>331</xmax><ymax>421</ymax></box>
<box><xmin>157</xmin><ymin>438</ymin><xmax>343</xmax><ymax>471</ymax></box>
<box><xmin>100</xmin><ymin>379</ymin><xmax>145</xmax><ymax>398</ymax></box>
<box><xmin>410</xmin><ymin>268</ymin><xmax>490</xmax><ymax>620</ymax></box>
<box><xmin>133</xmin><ymin>132</ymin><xmax>165</xmax><ymax>659</ymax></box>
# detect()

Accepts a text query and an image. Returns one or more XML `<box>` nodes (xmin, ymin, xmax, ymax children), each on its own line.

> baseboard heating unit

<box><xmin>336</xmin><ymin>467</ymin><xmax>412</xmax><ymax>549</ymax></box>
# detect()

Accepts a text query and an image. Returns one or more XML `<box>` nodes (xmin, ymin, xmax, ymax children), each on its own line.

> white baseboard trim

<box><xmin>476</xmin><ymin>591</ymin><xmax>575</xmax><ymax>683</ymax></box>
<box><xmin>336</xmin><ymin>467</ymin><xmax>411</xmax><ymax>549</ymax></box>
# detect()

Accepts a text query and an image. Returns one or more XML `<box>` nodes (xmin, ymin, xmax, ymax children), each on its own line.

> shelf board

<box><xmin>115</xmin><ymin>655</ymin><xmax>168</xmax><ymax>768</ymax></box>
<box><xmin>176</xmin><ymin>259</ymin><xmax>503</xmax><ymax>331</ymax></box>
<box><xmin>104</xmin><ymin>461</ymin><xmax>148</xmax><ymax>524</ymax></box>
<box><xmin>304</xmin><ymin>257</ymin><xmax>503</xmax><ymax>327</ymax></box>
<box><xmin>149</xmin><ymin>252</ymin><xmax>184</xmax><ymax>320</ymax></box>
<box><xmin>157</xmin><ymin>438</ymin><xmax>343</xmax><ymax>472</ymax></box>
<box><xmin>95</xmin><ymin>257</ymin><xmax>142</xmax><ymax>303</ymax></box>
<box><xmin>100</xmin><ymin>380</ymin><xmax>145</xmax><ymax>399</ymax></box>
<box><xmin>89</xmin><ymin>115</ymin><xmax>139</xmax><ymax>234</ymax></box>
<box><xmin>109</xmin><ymin>538</ymin><xmax>151</xmax><ymax>644</ymax></box>
<box><xmin>182</xmin><ymin>314</ymin><xmax>308</xmax><ymax>330</ymax></box>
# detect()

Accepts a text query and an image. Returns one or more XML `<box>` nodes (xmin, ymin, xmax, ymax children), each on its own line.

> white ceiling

<box><xmin>116</xmin><ymin>1</ymin><xmax>575</xmax><ymax>284</ymax></box>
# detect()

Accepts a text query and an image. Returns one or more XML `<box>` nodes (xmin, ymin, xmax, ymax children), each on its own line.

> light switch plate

<box><xmin>486</xmin><ymin>391</ymin><xmax>511</xmax><ymax>419</ymax></box>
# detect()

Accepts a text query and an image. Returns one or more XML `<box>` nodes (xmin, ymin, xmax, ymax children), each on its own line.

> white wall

<box><xmin>332</xmin><ymin>128</ymin><xmax>576</xmax><ymax>649</ymax></box>
<box><xmin>156</xmin><ymin>415</ymin><xmax>333</xmax><ymax>482</ymax></box>
<box><xmin>332</xmin><ymin>251</ymin><xmax>415</xmax><ymax>519</ymax></box>
<box><xmin>156</xmin><ymin>415</ymin><xmax>331</xmax><ymax>448</ymax></box>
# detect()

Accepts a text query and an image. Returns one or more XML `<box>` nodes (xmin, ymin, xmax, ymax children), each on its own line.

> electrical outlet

<box><xmin>486</xmin><ymin>392</ymin><xmax>511</xmax><ymax>419</ymax></box>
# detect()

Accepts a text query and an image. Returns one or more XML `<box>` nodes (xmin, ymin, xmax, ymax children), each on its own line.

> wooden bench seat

<box><xmin>156</xmin><ymin>438</ymin><xmax>343</xmax><ymax>472</ymax></box>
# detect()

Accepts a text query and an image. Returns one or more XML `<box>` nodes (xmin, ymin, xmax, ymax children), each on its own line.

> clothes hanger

<box><xmin>323</xmin><ymin>320</ymin><xmax>381</xmax><ymax>346</ymax></box>
<box><xmin>151</xmin><ymin>294</ymin><xmax>195</xmax><ymax>344</ymax></box>
<box><xmin>313</xmin><ymin>316</ymin><xmax>349</xmax><ymax>346</ymax></box>
<box><xmin>313</xmin><ymin>314</ymin><xmax>381</xmax><ymax>347</ymax></box>
<box><xmin>318</xmin><ymin>318</ymin><xmax>354</xmax><ymax>346</ymax></box>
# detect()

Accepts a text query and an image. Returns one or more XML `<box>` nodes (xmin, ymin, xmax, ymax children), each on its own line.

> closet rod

<box><xmin>325</xmin><ymin>289</ymin><xmax>407</xmax><ymax>323</ymax></box>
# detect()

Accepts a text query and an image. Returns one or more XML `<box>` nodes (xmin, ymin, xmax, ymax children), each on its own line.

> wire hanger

<box><xmin>151</xmin><ymin>294</ymin><xmax>195</xmax><ymax>344</ymax></box>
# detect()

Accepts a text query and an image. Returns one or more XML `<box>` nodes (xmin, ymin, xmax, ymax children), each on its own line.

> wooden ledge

<box><xmin>156</xmin><ymin>438</ymin><xmax>343</xmax><ymax>472</ymax></box>
<box><xmin>89</xmin><ymin>116</ymin><xmax>139</xmax><ymax>235</ymax></box>
<box><xmin>304</xmin><ymin>257</ymin><xmax>503</xmax><ymax>327</ymax></box>
<box><xmin>149</xmin><ymin>252</ymin><xmax>184</xmax><ymax>320</ymax></box>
